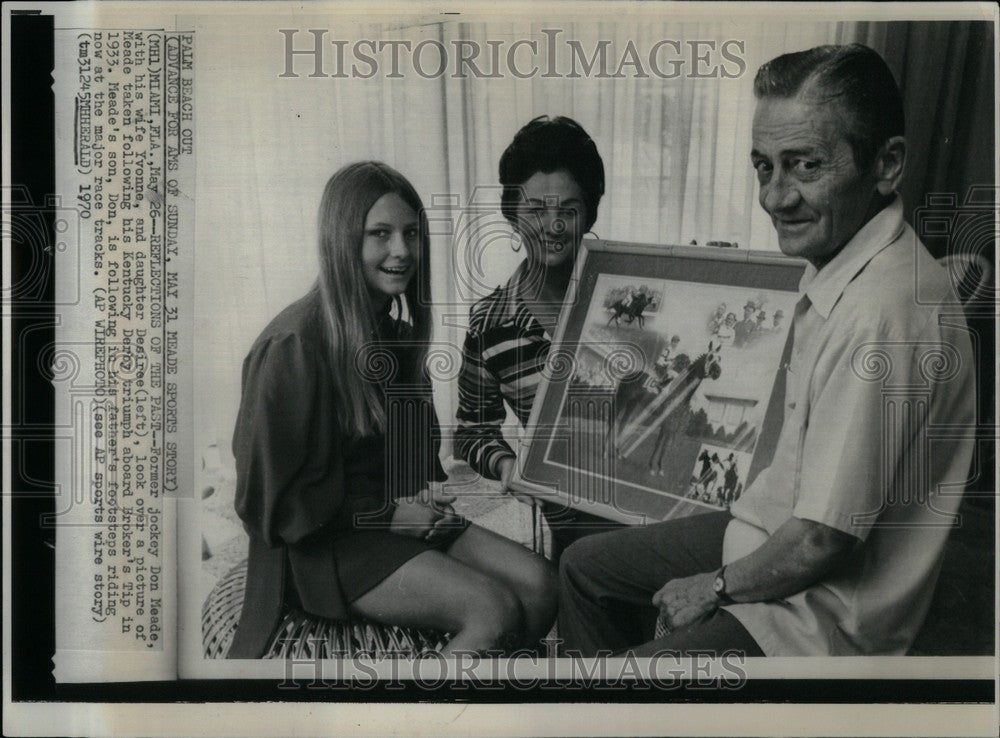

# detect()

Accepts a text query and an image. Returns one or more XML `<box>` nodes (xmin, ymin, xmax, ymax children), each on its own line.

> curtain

<box><xmin>839</xmin><ymin>20</ymin><xmax>996</xmax><ymax>238</ymax></box>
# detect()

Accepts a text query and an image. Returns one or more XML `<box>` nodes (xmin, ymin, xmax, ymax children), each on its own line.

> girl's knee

<box><xmin>519</xmin><ymin>556</ymin><xmax>558</xmax><ymax>609</ymax></box>
<box><xmin>466</xmin><ymin>580</ymin><xmax>523</xmax><ymax>638</ymax></box>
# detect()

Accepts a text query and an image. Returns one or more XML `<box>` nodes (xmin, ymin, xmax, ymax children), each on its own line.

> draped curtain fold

<box><xmin>840</xmin><ymin>20</ymin><xmax>995</xmax><ymax>233</ymax></box>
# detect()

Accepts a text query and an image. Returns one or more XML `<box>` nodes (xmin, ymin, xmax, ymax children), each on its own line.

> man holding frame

<box><xmin>558</xmin><ymin>44</ymin><xmax>977</xmax><ymax>657</ymax></box>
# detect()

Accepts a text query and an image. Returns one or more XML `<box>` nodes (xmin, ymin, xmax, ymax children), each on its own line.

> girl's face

<box><xmin>513</xmin><ymin>169</ymin><xmax>587</xmax><ymax>271</ymax></box>
<box><xmin>361</xmin><ymin>192</ymin><xmax>419</xmax><ymax>305</ymax></box>
<box><xmin>725</xmin><ymin>313</ymin><xmax>737</xmax><ymax>327</ymax></box>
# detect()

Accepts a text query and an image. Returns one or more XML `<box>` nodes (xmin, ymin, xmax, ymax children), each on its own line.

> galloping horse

<box><xmin>607</xmin><ymin>291</ymin><xmax>652</xmax><ymax>329</ymax></box>
<box><xmin>647</xmin><ymin>342</ymin><xmax>723</xmax><ymax>475</ymax></box>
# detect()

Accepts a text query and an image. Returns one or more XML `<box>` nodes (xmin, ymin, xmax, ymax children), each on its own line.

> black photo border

<box><xmin>5</xmin><ymin>6</ymin><xmax>994</xmax><ymax>712</ymax></box>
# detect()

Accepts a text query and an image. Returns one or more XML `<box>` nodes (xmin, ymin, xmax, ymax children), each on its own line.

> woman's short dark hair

<box><xmin>753</xmin><ymin>44</ymin><xmax>904</xmax><ymax>172</ymax></box>
<box><xmin>499</xmin><ymin>115</ymin><xmax>605</xmax><ymax>232</ymax></box>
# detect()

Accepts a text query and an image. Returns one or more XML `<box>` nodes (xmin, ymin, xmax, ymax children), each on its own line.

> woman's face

<box><xmin>513</xmin><ymin>169</ymin><xmax>587</xmax><ymax>271</ymax></box>
<box><xmin>361</xmin><ymin>192</ymin><xmax>419</xmax><ymax>305</ymax></box>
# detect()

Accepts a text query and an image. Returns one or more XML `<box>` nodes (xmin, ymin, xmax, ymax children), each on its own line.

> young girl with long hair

<box><xmin>229</xmin><ymin>162</ymin><xmax>555</xmax><ymax>658</ymax></box>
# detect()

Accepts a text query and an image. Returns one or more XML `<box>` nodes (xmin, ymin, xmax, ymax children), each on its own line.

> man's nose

<box><xmin>761</xmin><ymin>170</ymin><xmax>800</xmax><ymax>213</ymax></box>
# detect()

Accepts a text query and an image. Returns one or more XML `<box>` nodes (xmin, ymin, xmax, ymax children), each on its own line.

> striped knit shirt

<box><xmin>455</xmin><ymin>262</ymin><xmax>551</xmax><ymax>479</ymax></box>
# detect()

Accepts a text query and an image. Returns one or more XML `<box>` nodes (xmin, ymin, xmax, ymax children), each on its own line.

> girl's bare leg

<box><xmin>446</xmin><ymin>524</ymin><xmax>558</xmax><ymax>644</ymax></box>
<box><xmin>350</xmin><ymin>549</ymin><xmax>523</xmax><ymax>657</ymax></box>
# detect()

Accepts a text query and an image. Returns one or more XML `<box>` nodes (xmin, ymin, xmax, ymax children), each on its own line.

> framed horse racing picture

<box><xmin>511</xmin><ymin>240</ymin><xmax>807</xmax><ymax>526</ymax></box>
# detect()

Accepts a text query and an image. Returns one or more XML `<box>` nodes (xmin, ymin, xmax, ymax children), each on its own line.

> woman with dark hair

<box><xmin>229</xmin><ymin>162</ymin><xmax>556</xmax><ymax>658</ymax></box>
<box><xmin>455</xmin><ymin>116</ymin><xmax>619</xmax><ymax>556</ymax></box>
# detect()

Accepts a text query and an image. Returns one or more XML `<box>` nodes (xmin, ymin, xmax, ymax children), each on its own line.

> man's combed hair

<box><xmin>499</xmin><ymin>115</ymin><xmax>605</xmax><ymax>232</ymax></box>
<box><xmin>753</xmin><ymin>44</ymin><xmax>905</xmax><ymax>171</ymax></box>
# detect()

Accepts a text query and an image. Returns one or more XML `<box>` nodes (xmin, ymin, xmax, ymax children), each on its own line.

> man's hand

<box><xmin>652</xmin><ymin>571</ymin><xmax>719</xmax><ymax>633</ymax></box>
<box><xmin>650</xmin><ymin>518</ymin><xmax>857</xmax><ymax>635</ymax></box>
<box><xmin>391</xmin><ymin>486</ymin><xmax>458</xmax><ymax>540</ymax></box>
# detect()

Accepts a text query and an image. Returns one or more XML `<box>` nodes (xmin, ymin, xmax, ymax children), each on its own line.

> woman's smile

<box><xmin>378</xmin><ymin>263</ymin><xmax>411</xmax><ymax>276</ymax></box>
<box><xmin>361</xmin><ymin>192</ymin><xmax>420</xmax><ymax>305</ymax></box>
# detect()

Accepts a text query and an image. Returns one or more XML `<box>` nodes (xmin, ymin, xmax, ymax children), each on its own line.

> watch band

<box><xmin>714</xmin><ymin>565</ymin><xmax>735</xmax><ymax>605</ymax></box>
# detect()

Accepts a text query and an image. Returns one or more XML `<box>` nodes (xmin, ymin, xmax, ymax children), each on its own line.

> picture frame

<box><xmin>511</xmin><ymin>240</ymin><xmax>807</xmax><ymax>525</ymax></box>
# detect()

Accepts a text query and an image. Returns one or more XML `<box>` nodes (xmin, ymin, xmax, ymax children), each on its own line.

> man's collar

<box><xmin>799</xmin><ymin>195</ymin><xmax>905</xmax><ymax>320</ymax></box>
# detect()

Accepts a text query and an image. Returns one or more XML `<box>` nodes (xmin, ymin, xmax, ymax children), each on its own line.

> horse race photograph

<box><xmin>534</xmin><ymin>258</ymin><xmax>800</xmax><ymax>523</ymax></box>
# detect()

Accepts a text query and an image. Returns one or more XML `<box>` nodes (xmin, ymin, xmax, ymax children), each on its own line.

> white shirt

<box><xmin>722</xmin><ymin>197</ymin><xmax>976</xmax><ymax>655</ymax></box>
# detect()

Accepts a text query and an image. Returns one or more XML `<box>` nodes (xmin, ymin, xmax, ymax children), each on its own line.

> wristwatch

<box><xmin>713</xmin><ymin>565</ymin><xmax>735</xmax><ymax>605</ymax></box>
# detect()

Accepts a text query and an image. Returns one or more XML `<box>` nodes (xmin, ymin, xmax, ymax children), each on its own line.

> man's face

<box><xmin>751</xmin><ymin>93</ymin><xmax>880</xmax><ymax>268</ymax></box>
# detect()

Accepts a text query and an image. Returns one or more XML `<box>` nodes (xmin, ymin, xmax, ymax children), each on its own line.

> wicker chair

<box><xmin>202</xmin><ymin>559</ymin><xmax>448</xmax><ymax>659</ymax></box>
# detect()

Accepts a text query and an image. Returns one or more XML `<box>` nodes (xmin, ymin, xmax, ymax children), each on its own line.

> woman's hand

<box><xmin>390</xmin><ymin>496</ymin><xmax>437</xmax><ymax>538</ymax></box>
<box><xmin>498</xmin><ymin>457</ymin><xmax>516</xmax><ymax>493</ymax></box>
<box><xmin>424</xmin><ymin>490</ymin><xmax>464</xmax><ymax>543</ymax></box>
<box><xmin>497</xmin><ymin>456</ymin><xmax>535</xmax><ymax>506</ymax></box>
<box><xmin>391</xmin><ymin>486</ymin><xmax>459</xmax><ymax>540</ymax></box>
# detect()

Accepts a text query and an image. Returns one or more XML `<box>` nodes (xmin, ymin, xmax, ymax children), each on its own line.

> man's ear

<box><xmin>874</xmin><ymin>136</ymin><xmax>906</xmax><ymax>196</ymax></box>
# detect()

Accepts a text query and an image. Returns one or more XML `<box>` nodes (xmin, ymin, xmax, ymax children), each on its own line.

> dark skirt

<box><xmin>331</xmin><ymin>490</ymin><xmax>471</xmax><ymax>603</ymax></box>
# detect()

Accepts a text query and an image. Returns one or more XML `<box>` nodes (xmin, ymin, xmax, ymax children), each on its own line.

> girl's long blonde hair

<box><xmin>315</xmin><ymin>162</ymin><xmax>432</xmax><ymax>437</ymax></box>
